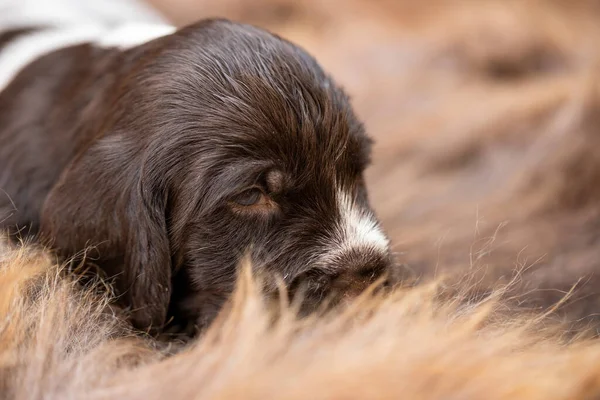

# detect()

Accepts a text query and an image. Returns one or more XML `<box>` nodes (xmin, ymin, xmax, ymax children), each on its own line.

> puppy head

<box><xmin>41</xmin><ymin>19</ymin><xmax>394</xmax><ymax>333</ymax></box>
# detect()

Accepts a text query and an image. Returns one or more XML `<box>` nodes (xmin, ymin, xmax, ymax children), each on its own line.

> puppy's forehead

<box><xmin>156</xmin><ymin>20</ymin><xmax>372</xmax><ymax>181</ymax></box>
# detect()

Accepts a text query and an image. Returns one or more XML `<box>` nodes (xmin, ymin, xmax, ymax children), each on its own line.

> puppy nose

<box><xmin>330</xmin><ymin>249</ymin><xmax>393</xmax><ymax>297</ymax></box>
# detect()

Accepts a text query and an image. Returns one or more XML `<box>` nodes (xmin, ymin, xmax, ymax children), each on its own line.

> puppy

<box><xmin>0</xmin><ymin>2</ymin><xmax>394</xmax><ymax>334</ymax></box>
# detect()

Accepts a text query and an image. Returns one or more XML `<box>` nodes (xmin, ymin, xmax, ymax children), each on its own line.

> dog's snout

<box><xmin>286</xmin><ymin>246</ymin><xmax>396</xmax><ymax>316</ymax></box>
<box><xmin>355</xmin><ymin>261</ymin><xmax>387</xmax><ymax>280</ymax></box>
<box><xmin>328</xmin><ymin>248</ymin><xmax>392</xmax><ymax>295</ymax></box>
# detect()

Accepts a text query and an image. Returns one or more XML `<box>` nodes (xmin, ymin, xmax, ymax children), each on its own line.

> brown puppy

<box><xmin>0</xmin><ymin>18</ymin><xmax>394</xmax><ymax>333</ymax></box>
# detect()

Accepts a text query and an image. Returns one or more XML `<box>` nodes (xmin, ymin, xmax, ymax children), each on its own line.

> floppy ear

<box><xmin>40</xmin><ymin>134</ymin><xmax>172</xmax><ymax>332</ymax></box>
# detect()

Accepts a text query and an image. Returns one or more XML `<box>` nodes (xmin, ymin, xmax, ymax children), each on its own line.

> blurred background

<box><xmin>148</xmin><ymin>0</ymin><xmax>600</xmax><ymax>327</ymax></box>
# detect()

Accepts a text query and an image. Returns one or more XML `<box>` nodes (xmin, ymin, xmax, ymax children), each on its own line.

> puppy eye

<box><xmin>232</xmin><ymin>188</ymin><xmax>266</xmax><ymax>206</ymax></box>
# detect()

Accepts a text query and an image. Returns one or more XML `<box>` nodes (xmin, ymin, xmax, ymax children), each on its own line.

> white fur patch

<box><xmin>0</xmin><ymin>26</ymin><xmax>102</xmax><ymax>92</ymax></box>
<box><xmin>96</xmin><ymin>23</ymin><xmax>176</xmax><ymax>49</ymax></box>
<box><xmin>319</xmin><ymin>190</ymin><xmax>389</xmax><ymax>268</ymax></box>
<box><xmin>0</xmin><ymin>23</ymin><xmax>175</xmax><ymax>94</ymax></box>
<box><xmin>0</xmin><ymin>0</ymin><xmax>175</xmax><ymax>94</ymax></box>
<box><xmin>0</xmin><ymin>0</ymin><xmax>167</xmax><ymax>30</ymax></box>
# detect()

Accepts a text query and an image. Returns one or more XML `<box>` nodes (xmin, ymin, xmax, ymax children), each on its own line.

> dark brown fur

<box><xmin>0</xmin><ymin>19</ymin><xmax>394</xmax><ymax>335</ymax></box>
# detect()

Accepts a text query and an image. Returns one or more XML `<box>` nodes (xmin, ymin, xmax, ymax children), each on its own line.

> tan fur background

<box><xmin>5</xmin><ymin>241</ymin><xmax>600</xmax><ymax>399</ymax></box>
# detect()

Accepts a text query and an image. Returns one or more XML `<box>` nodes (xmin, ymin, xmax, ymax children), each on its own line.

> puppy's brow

<box><xmin>265</xmin><ymin>170</ymin><xmax>286</xmax><ymax>193</ymax></box>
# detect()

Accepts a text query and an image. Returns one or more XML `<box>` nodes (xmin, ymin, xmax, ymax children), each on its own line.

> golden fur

<box><xmin>0</xmin><ymin>241</ymin><xmax>160</xmax><ymax>399</ymax></box>
<box><xmin>3</xmin><ymin>242</ymin><xmax>600</xmax><ymax>399</ymax></box>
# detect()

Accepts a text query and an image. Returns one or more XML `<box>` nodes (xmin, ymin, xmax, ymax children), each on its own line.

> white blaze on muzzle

<box><xmin>318</xmin><ymin>189</ymin><xmax>389</xmax><ymax>268</ymax></box>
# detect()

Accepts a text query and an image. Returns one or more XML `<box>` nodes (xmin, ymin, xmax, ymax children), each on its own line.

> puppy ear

<box><xmin>40</xmin><ymin>134</ymin><xmax>172</xmax><ymax>332</ymax></box>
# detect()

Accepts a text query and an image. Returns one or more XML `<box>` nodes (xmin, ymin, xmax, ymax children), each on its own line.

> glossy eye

<box><xmin>231</xmin><ymin>188</ymin><xmax>265</xmax><ymax>206</ymax></box>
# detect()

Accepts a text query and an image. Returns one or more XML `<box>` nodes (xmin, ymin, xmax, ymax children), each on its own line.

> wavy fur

<box><xmin>3</xmin><ymin>242</ymin><xmax>600</xmax><ymax>399</ymax></box>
